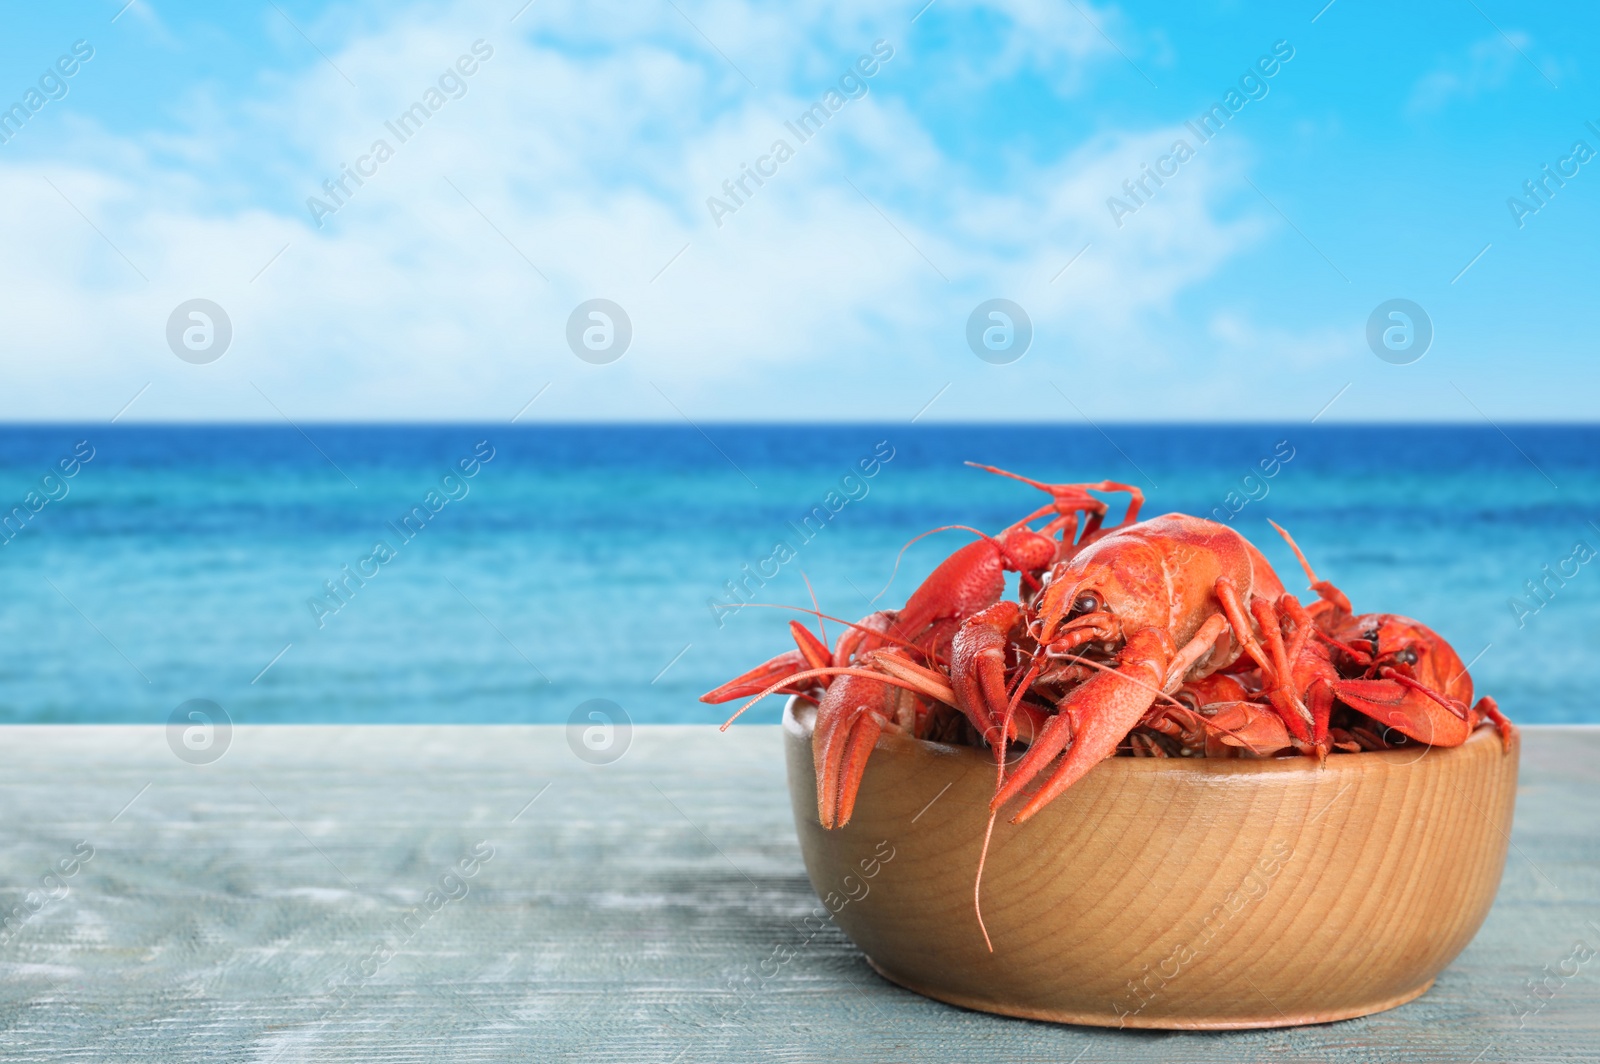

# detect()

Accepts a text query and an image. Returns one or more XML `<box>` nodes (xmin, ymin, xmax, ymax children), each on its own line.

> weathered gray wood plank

<box><xmin>0</xmin><ymin>725</ymin><xmax>1595</xmax><ymax>1062</ymax></box>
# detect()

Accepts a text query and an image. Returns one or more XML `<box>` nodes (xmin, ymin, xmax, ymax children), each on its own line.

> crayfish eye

<box><xmin>1071</xmin><ymin>592</ymin><xmax>1101</xmax><ymax>615</ymax></box>
<box><xmin>1394</xmin><ymin>647</ymin><xmax>1418</xmax><ymax>666</ymax></box>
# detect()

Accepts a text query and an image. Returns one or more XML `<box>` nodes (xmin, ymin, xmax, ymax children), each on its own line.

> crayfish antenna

<box><xmin>965</xmin><ymin>462</ymin><xmax>1143</xmax><ymax>528</ymax></box>
<box><xmin>719</xmin><ymin>664</ymin><xmax>956</xmax><ymax>731</ymax></box>
<box><xmin>974</xmin><ymin>809</ymin><xmax>998</xmax><ymax>953</ymax></box>
<box><xmin>964</xmin><ymin>461</ymin><xmax>1055</xmax><ymax>494</ymax></box>
<box><xmin>864</xmin><ymin>651</ymin><xmax>958</xmax><ymax>707</ymax></box>
<box><xmin>727</xmin><ymin>603</ymin><xmax>946</xmax><ymax>665</ymax></box>
<box><xmin>1268</xmin><ymin>519</ymin><xmax>1321</xmax><ymax>586</ymax></box>
<box><xmin>1269</xmin><ymin>519</ymin><xmax>1353</xmax><ymax>617</ymax></box>
<box><xmin>798</xmin><ymin>568</ymin><xmax>826</xmax><ymax>648</ymax></box>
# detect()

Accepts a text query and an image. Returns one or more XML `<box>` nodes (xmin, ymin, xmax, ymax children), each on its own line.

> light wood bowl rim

<box><xmin>782</xmin><ymin>694</ymin><xmax>1505</xmax><ymax>774</ymax></box>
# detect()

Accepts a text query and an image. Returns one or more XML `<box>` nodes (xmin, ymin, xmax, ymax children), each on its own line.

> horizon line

<box><xmin>0</xmin><ymin>419</ymin><xmax>1596</xmax><ymax>429</ymax></box>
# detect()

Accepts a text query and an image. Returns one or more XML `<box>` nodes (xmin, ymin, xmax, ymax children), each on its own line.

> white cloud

<box><xmin>1408</xmin><ymin>32</ymin><xmax>1556</xmax><ymax>114</ymax></box>
<box><xmin>1208</xmin><ymin>312</ymin><xmax>1354</xmax><ymax>370</ymax></box>
<box><xmin>0</xmin><ymin>0</ymin><xmax>1302</xmax><ymax>421</ymax></box>
<box><xmin>928</xmin><ymin>0</ymin><xmax>1134</xmax><ymax>96</ymax></box>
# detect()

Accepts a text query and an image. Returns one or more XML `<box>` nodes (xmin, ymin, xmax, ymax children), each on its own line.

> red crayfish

<box><xmin>705</xmin><ymin>465</ymin><xmax>1516</xmax><ymax>833</ymax></box>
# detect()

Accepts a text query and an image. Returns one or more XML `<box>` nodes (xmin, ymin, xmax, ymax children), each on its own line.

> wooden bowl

<box><xmin>783</xmin><ymin>698</ymin><xmax>1518</xmax><ymax>1029</ymax></box>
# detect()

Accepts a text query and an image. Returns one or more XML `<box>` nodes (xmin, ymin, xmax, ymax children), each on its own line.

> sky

<box><xmin>0</xmin><ymin>0</ymin><xmax>1595</xmax><ymax>422</ymax></box>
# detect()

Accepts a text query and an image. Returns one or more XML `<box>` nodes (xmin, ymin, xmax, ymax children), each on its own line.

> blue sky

<box><xmin>0</xmin><ymin>0</ymin><xmax>1594</xmax><ymax>421</ymax></box>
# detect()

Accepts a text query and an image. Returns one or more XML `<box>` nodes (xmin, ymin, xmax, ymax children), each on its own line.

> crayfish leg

<box><xmin>1205</xmin><ymin>701</ymin><xmax>1295</xmax><ymax>758</ymax></box>
<box><xmin>701</xmin><ymin>620</ymin><xmax>836</xmax><ymax>704</ymax></box>
<box><xmin>1473</xmin><ymin>695</ymin><xmax>1518</xmax><ymax>753</ymax></box>
<box><xmin>1331</xmin><ymin>678</ymin><xmax>1473</xmax><ymax>748</ymax></box>
<box><xmin>699</xmin><ymin>648</ymin><xmax>811</xmax><ymax>704</ymax></box>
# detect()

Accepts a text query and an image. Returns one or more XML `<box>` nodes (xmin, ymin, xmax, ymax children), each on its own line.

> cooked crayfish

<box><xmin>974</xmin><ymin>510</ymin><xmax>1309</xmax><ymax>822</ymax></box>
<box><xmin>704</xmin><ymin>471</ymin><xmax>1142</xmax><ymax>827</ymax></box>
<box><xmin>706</xmin><ymin>465</ymin><xmax>1514</xmax><ymax>838</ymax></box>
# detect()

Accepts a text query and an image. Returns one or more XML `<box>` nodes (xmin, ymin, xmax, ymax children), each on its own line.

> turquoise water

<box><xmin>0</xmin><ymin>425</ymin><xmax>1595</xmax><ymax>724</ymax></box>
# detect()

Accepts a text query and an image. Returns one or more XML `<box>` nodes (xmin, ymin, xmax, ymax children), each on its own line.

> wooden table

<box><xmin>1</xmin><ymin>725</ymin><xmax>1595</xmax><ymax>1062</ymax></box>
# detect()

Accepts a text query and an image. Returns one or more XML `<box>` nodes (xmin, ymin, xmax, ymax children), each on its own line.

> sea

<box><xmin>0</xmin><ymin>424</ymin><xmax>1595</xmax><ymax>725</ymax></box>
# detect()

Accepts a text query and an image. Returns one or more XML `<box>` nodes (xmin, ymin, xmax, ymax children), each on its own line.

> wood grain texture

<box><xmin>784</xmin><ymin>701</ymin><xmax>1519</xmax><ymax>1028</ymax></box>
<box><xmin>0</xmin><ymin>723</ymin><xmax>1594</xmax><ymax>1062</ymax></box>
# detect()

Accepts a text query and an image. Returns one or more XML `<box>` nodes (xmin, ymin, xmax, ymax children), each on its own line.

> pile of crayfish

<box><xmin>707</xmin><ymin>464</ymin><xmax>1515</xmax><ymax>832</ymax></box>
